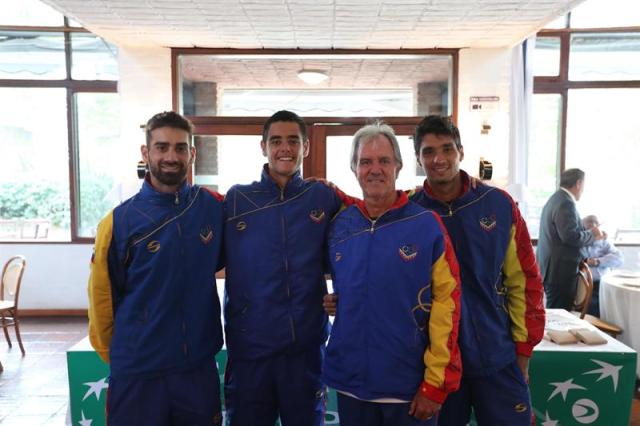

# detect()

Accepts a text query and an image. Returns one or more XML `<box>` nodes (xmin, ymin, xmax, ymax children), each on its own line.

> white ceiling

<box><xmin>42</xmin><ymin>0</ymin><xmax>584</xmax><ymax>50</ymax></box>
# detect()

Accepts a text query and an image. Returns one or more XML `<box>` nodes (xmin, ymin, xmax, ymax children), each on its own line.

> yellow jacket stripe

<box><xmin>87</xmin><ymin>211</ymin><xmax>114</xmax><ymax>364</ymax></box>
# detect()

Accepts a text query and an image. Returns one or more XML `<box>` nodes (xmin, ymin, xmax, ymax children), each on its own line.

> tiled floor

<box><xmin>0</xmin><ymin>317</ymin><xmax>86</xmax><ymax>425</ymax></box>
<box><xmin>1</xmin><ymin>317</ymin><xmax>639</xmax><ymax>425</ymax></box>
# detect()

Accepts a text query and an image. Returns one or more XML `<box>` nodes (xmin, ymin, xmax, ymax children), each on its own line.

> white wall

<box><xmin>0</xmin><ymin>244</ymin><xmax>93</xmax><ymax>309</ymax></box>
<box><xmin>457</xmin><ymin>47</ymin><xmax>513</xmax><ymax>187</ymax></box>
<box><xmin>0</xmin><ymin>46</ymin><xmax>173</xmax><ymax>310</ymax></box>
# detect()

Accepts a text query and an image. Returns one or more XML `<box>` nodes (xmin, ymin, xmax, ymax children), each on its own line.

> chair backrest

<box><xmin>1</xmin><ymin>255</ymin><xmax>26</xmax><ymax>305</ymax></box>
<box><xmin>573</xmin><ymin>261</ymin><xmax>593</xmax><ymax>319</ymax></box>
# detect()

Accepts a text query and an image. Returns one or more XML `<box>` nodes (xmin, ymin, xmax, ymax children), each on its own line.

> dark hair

<box><xmin>413</xmin><ymin>115</ymin><xmax>462</xmax><ymax>155</ymax></box>
<box><xmin>145</xmin><ymin>111</ymin><xmax>193</xmax><ymax>146</ymax></box>
<box><xmin>262</xmin><ymin>110</ymin><xmax>307</xmax><ymax>142</ymax></box>
<box><xmin>560</xmin><ymin>168</ymin><xmax>585</xmax><ymax>189</ymax></box>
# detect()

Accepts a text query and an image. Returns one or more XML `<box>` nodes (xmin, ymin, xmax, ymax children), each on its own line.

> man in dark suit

<box><xmin>536</xmin><ymin>168</ymin><xmax>604</xmax><ymax>310</ymax></box>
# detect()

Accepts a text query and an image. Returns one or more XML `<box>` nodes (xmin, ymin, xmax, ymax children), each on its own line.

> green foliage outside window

<box><xmin>0</xmin><ymin>181</ymin><xmax>69</xmax><ymax>227</ymax></box>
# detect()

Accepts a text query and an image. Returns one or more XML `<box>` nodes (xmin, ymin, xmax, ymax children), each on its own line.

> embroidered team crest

<box><xmin>309</xmin><ymin>209</ymin><xmax>325</xmax><ymax>223</ymax></box>
<box><xmin>399</xmin><ymin>245</ymin><xmax>418</xmax><ymax>262</ymax></box>
<box><xmin>236</xmin><ymin>221</ymin><xmax>247</xmax><ymax>231</ymax></box>
<box><xmin>335</xmin><ymin>252</ymin><xmax>342</xmax><ymax>262</ymax></box>
<box><xmin>200</xmin><ymin>226</ymin><xmax>213</xmax><ymax>244</ymax></box>
<box><xmin>147</xmin><ymin>240</ymin><xmax>161</xmax><ymax>253</ymax></box>
<box><xmin>479</xmin><ymin>214</ymin><xmax>497</xmax><ymax>232</ymax></box>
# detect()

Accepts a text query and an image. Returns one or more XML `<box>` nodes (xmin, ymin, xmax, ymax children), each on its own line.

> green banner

<box><xmin>67</xmin><ymin>338</ymin><xmax>339</xmax><ymax>425</ymax></box>
<box><xmin>68</xmin><ymin>330</ymin><xmax>636</xmax><ymax>425</ymax></box>
<box><xmin>529</xmin><ymin>350</ymin><xmax>636</xmax><ymax>425</ymax></box>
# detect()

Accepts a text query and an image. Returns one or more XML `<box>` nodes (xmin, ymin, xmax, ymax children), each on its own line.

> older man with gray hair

<box><xmin>322</xmin><ymin>122</ymin><xmax>462</xmax><ymax>425</ymax></box>
<box><xmin>582</xmin><ymin>214</ymin><xmax>624</xmax><ymax>316</ymax></box>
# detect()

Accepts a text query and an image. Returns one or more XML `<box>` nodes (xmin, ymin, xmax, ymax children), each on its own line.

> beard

<box><xmin>148</xmin><ymin>160</ymin><xmax>187</xmax><ymax>187</ymax></box>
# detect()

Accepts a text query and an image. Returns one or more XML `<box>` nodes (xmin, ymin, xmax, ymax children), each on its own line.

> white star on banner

<box><xmin>548</xmin><ymin>378</ymin><xmax>586</xmax><ymax>401</ymax></box>
<box><xmin>78</xmin><ymin>410</ymin><xmax>93</xmax><ymax>426</ymax></box>
<box><xmin>583</xmin><ymin>359</ymin><xmax>623</xmax><ymax>392</ymax></box>
<box><xmin>82</xmin><ymin>377</ymin><xmax>109</xmax><ymax>401</ymax></box>
<box><xmin>541</xmin><ymin>411</ymin><xmax>558</xmax><ymax>426</ymax></box>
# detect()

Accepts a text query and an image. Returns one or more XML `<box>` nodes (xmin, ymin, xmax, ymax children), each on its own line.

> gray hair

<box><xmin>350</xmin><ymin>122</ymin><xmax>403</xmax><ymax>173</ymax></box>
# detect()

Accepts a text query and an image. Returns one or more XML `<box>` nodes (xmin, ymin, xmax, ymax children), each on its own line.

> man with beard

<box><xmin>88</xmin><ymin>111</ymin><xmax>225</xmax><ymax>425</ymax></box>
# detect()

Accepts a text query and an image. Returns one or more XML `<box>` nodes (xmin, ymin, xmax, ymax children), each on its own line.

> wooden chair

<box><xmin>0</xmin><ymin>255</ymin><xmax>26</xmax><ymax>355</ymax></box>
<box><xmin>572</xmin><ymin>263</ymin><xmax>593</xmax><ymax>320</ymax></box>
<box><xmin>574</xmin><ymin>261</ymin><xmax>623</xmax><ymax>338</ymax></box>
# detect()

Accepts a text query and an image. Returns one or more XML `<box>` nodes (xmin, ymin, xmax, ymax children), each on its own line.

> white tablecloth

<box><xmin>537</xmin><ymin>308</ymin><xmax>634</xmax><ymax>353</ymax></box>
<box><xmin>600</xmin><ymin>270</ymin><xmax>640</xmax><ymax>377</ymax></box>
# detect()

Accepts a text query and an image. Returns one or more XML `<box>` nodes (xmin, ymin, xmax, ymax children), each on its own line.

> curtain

<box><xmin>508</xmin><ymin>36</ymin><xmax>535</xmax><ymax>216</ymax></box>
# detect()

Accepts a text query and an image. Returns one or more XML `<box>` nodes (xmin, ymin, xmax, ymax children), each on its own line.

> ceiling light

<box><xmin>297</xmin><ymin>69</ymin><xmax>328</xmax><ymax>85</ymax></box>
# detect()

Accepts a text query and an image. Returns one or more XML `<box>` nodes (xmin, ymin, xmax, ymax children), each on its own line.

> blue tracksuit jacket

<box><xmin>223</xmin><ymin>167</ymin><xmax>343</xmax><ymax>360</ymax></box>
<box><xmin>88</xmin><ymin>179</ymin><xmax>224</xmax><ymax>378</ymax></box>
<box><xmin>409</xmin><ymin>171</ymin><xmax>544</xmax><ymax>377</ymax></box>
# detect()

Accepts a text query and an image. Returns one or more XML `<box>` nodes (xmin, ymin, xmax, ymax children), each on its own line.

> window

<box><xmin>532</xmin><ymin>1</ymin><xmax>640</xmax><ymax>243</ymax></box>
<box><xmin>0</xmin><ymin>88</ymin><xmax>69</xmax><ymax>240</ymax></box>
<box><xmin>75</xmin><ymin>93</ymin><xmax>121</xmax><ymax>238</ymax></box>
<box><xmin>0</xmin><ymin>31</ymin><xmax>66</xmax><ymax>80</ymax></box>
<box><xmin>193</xmin><ymin>135</ymin><xmax>267</xmax><ymax>193</ymax></box>
<box><xmin>175</xmin><ymin>49</ymin><xmax>457</xmax><ymax>189</ymax></box>
<box><xmin>533</xmin><ymin>37</ymin><xmax>561</xmax><ymax>77</ymax></box>
<box><xmin>0</xmin><ymin>2</ymin><xmax>118</xmax><ymax>242</ymax></box>
<box><xmin>569</xmin><ymin>33</ymin><xmax>640</xmax><ymax>81</ymax></box>
<box><xmin>528</xmin><ymin>94</ymin><xmax>562</xmax><ymax>238</ymax></box>
<box><xmin>176</xmin><ymin>52</ymin><xmax>455</xmax><ymax>119</ymax></box>
<box><xmin>565</xmin><ymin>88</ymin><xmax>640</xmax><ymax>235</ymax></box>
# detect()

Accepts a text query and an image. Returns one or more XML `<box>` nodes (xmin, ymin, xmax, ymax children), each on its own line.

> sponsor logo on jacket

<box><xmin>147</xmin><ymin>240</ymin><xmax>161</xmax><ymax>253</ymax></box>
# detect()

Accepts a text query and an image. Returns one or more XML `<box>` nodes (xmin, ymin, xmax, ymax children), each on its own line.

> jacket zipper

<box><xmin>280</xmin><ymin>196</ymin><xmax>296</xmax><ymax>343</ymax></box>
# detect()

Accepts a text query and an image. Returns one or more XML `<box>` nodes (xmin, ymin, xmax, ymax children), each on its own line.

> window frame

<box><xmin>0</xmin><ymin>18</ymin><xmax>118</xmax><ymax>244</ymax></box>
<box><xmin>534</xmin><ymin>18</ymin><xmax>640</xmax><ymax>246</ymax></box>
<box><xmin>172</xmin><ymin>48</ymin><xmax>459</xmax><ymax>181</ymax></box>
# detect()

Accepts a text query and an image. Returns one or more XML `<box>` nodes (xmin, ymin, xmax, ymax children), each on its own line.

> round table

<box><xmin>600</xmin><ymin>271</ymin><xmax>640</xmax><ymax>377</ymax></box>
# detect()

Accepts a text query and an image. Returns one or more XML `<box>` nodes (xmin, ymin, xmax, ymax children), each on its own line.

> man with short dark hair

<box><xmin>223</xmin><ymin>110</ymin><xmax>350</xmax><ymax>426</ymax></box>
<box><xmin>409</xmin><ymin>115</ymin><xmax>544</xmax><ymax>426</ymax></box>
<box><xmin>537</xmin><ymin>168</ymin><xmax>604</xmax><ymax>310</ymax></box>
<box><xmin>88</xmin><ymin>111</ymin><xmax>225</xmax><ymax>425</ymax></box>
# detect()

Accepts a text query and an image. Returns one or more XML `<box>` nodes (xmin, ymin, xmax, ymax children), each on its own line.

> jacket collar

<box><xmin>421</xmin><ymin>170</ymin><xmax>471</xmax><ymax>204</ymax></box>
<box><xmin>140</xmin><ymin>174</ymin><xmax>191</xmax><ymax>206</ymax></box>
<box><xmin>559</xmin><ymin>186</ymin><xmax>576</xmax><ymax>203</ymax></box>
<box><xmin>260</xmin><ymin>164</ymin><xmax>304</xmax><ymax>197</ymax></box>
<box><xmin>355</xmin><ymin>190</ymin><xmax>409</xmax><ymax>219</ymax></box>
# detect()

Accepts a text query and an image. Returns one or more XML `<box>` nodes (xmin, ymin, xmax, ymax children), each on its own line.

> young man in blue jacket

<box><xmin>409</xmin><ymin>115</ymin><xmax>545</xmax><ymax>425</ymax></box>
<box><xmin>223</xmin><ymin>110</ymin><xmax>349</xmax><ymax>426</ymax></box>
<box><xmin>88</xmin><ymin>111</ymin><xmax>225</xmax><ymax>425</ymax></box>
<box><xmin>324</xmin><ymin>122</ymin><xmax>462</xmax><ymax>425</ymax></box>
